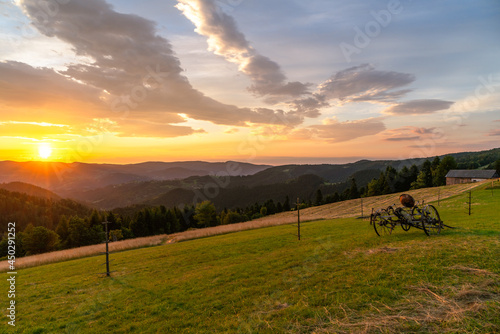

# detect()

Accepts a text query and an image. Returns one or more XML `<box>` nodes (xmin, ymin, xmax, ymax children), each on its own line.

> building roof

<box><xmin>445</xmin><ymin>169</ymin><xmax>499</xmax><ymax>179</ymax></box>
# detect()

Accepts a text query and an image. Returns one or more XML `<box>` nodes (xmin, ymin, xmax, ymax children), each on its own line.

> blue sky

<box><xmin>0</xmin><ymin>0</ymin><xmax>499</xmax><ymax>164</ymax></box>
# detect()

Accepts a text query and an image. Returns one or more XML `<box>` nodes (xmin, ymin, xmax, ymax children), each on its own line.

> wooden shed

<box><xmin>445</xmin><ymin>169</ymin><xmax>499</xmax><ymax>185</ymax></box>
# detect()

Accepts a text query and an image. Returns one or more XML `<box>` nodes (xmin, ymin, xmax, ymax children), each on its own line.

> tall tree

<box><xmin>384</xmin><ymin>166</ymin><xmax>397</xmax><ymax>193</ymax></box>
<box><xmin>431</xmin><ymin>156</ymin><xmax>441</xmax><ymax>171</ymax></box>
<box><xmin>283</xmin><ymin>196</ymin><xmax>291</xmax><ymax>211</ymax></box>
<box><xmin>67</xmin><ymin>216</ymin><xmax>103</xmax><ymax>248</ymax></box>
<box><xmin>367</xmin><ymin>175</ymin><xmax>382</xmax><ymax>196</ymax></box>
<box><xmin>194</xmin><ymin>201</ymin><xmax>217</xmax><ymax>228</ymax></box>
<box><xmin>434</xmin><ymin>156</ymin><xmax>458</xmax><ymax>186</ymax></box>
<box><xmin>422</xmin><ymin>160</ymin><xmax>434</xmax><ymax>187</ymax></box>
<box><xmin>131</xmin><ymin>210</ymin><xmax>148</xmax><ymax>237</ymax></box>
<box><xmin>315</xmin><ymin>189</ymin><xmax>324</xmax><ymax>206</ymax></box>
<box><xmin>264</xmin><ymin>199</ymin><xmax>277</xmax><ymax>215</ymax></box>
<box><xmin>411</xmin><ymin>160</ymin><xmax>433</xmax><ymax>189</ymax></box>
<box><xmin>55</xmin><ymin>215</ymin><xmax>70</xmax><ymax>248</ymax></box>
<box><xmin>348</xmin><ymin>178</ymin><xmax>360</xmax><ymax>199</ymax></box>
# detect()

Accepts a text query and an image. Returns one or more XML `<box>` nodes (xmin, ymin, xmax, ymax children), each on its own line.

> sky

<box><xmin>0</xmin><ymin>0</ymin><xmax>499</xmax><ymax>165</ymax></box>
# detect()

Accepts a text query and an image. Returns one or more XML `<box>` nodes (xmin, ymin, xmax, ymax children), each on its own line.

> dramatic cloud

<box><xmin>291</xmin><ymin>117</ymin><xmax>386</xmax><ymax>143</ymax></box>
<box><xmin>384</xmin><ymin>99</ymin><xmax>454</xmax><ymax>115</ymax></box>
<box><xmin>383</xmin><ymin>126</ymin><xmax>438</xmax><ymax>141</ymax></box>
<box><xmin>176</xmin><ymin>0</ymin><xmax>311</xmax><ymax>100</ymax></box>
<box><xmin>318</xmin><ymin>64</ymin><xmax>414</xmax><ymax>103</ymax></box>
<box><xmin>0</xmin><ymin>61</ymin><xmax>102</xmax><ymax>109</ymax></box>
<box><xmin>16</xmin><ymin>0</ymin><xmax>304</xmax><ymax>137</ymax></box>
<box><xmin>114</xmin><ymin>119</ymin><xmax>206</xmax><ymax>138</ymax></box>
<box><xmin>286</xmin><ymin>94</ymin><xmax>329</xmax><ymax>119</ymax></box>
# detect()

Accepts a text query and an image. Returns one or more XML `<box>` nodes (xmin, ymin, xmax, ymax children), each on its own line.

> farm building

<box><xmin>445</xmin><ymin>169</ymin><xmax>499</xmax><ymax>185</ymax></box>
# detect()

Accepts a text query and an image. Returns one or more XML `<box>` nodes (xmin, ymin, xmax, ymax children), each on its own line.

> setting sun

<box><xmin>38</xmin><ymin>143</ymin><xmax>53</xmax><ymax>160</ymax></box>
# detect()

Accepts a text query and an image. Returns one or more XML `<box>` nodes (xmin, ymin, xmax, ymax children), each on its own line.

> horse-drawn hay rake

<box><xmin>370</xmin><ymin>194</ymin><xmax>444</xmax><ymax>236</ymax></box>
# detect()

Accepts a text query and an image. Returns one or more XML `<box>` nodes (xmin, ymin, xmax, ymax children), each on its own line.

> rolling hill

<box><xmin>0</xmin><ymin>181</ymin><xmax>61</xmax><ymax>200</ymax></box>
<box><xmin>0</xmin><ymin>160</ymin><xmax>271</xmax><ymax>197</ymax></box>
<box><xmin>1</xmin><ymin>181</ymin><xmax>498</xmax><ymax>333</ymax></box>
<box><xmin>0</xmin><ymin>186</ymin><xmax>92</xmax><ymax>233</ymax></box>
<box><xmin>4</xmin><ymin>179</ymin><xmax>492</xmax><ymax>271</ymax></box>
<box><xmin>1</xmin><ymin>147</ymin><xmax>498</xmax><ymax>211</ymax></box>
<box><xmin>67</xmin><ymin>147</ymin><xmax>500</xmax><ymax>210</ymax></box>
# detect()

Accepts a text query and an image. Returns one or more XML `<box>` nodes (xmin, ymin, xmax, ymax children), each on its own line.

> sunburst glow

<box><xmin>38</xmin><ymin>143</ymin><xmax>53</xmax><ymax>160</ymax></box>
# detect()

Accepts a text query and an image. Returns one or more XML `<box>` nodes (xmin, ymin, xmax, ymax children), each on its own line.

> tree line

<box><xmin>0</xmin><ymin>193</ymin><xmax>297</xmax><ymax>258</ymax></box>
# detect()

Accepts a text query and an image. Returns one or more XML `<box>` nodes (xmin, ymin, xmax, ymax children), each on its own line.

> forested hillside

<box><xmin>0</xmin><ymin>182</ymin><xmax>61</xmax><ymax>200</ymax></box>
<box><xmin>1</xmin><ymin>148</ymin><xmax>499</xmax><ymax>259</ymax></box>
<box><xmin>0</xmin><ymin>188</ymin><xmax>90</xmax><ymax>233</ymax></box>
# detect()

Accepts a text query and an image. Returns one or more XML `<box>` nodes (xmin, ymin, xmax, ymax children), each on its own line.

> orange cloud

<box><xmin>0</xmin><ymin>122</ymin><xmax>72</xmax><ymax>139</ymax></box>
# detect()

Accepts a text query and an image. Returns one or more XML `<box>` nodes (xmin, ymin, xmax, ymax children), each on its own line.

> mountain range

<box><xmin>0</xmin><ymin>160</ymin><xmax>270</xmax><ymax>197</ymax></box>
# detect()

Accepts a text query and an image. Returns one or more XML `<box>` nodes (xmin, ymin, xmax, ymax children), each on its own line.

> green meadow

<box><xmin>1</xmin><ymin>183</ymin><xmax>499</xmax><ymax>333</ymax></box>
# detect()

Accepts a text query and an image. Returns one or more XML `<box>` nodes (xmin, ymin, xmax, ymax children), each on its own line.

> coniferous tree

<box><xmin>315</xmin><ymin>189</ymin><xmax>324</xmax><ymax>206</ymax></box>
<box><xmin>394</xmin><ymin>166</ymin><xmax>409</xmax><ymax>192</ymax></box>
<box><xmin>264</xmin><ymin>199</ymin><xmax>276</xmax><ymax>215</ymax></box>
<box><xmin>276</xmin><ymin>202</ymin><xmax>283</xmax><ymax>213</ymax></box>
<box><xmin>422</xmin><ymin>160</ymin><xmax>434</xmax><ymax>187</ymax></box>
<box><xmin>348</xmin><ymin>178</ymin><xmax>360</xmax><ymax>199</ymax></box>
<box><xmin>55</xmin><ymin>215</ymin><xmax>70</xmax><ymax>248</ymax></box>
<box><xmin>411</xmin><ymin>160</ymin><xmax>433</xmax><ymax>189</ymax></box>
<box><xmin>283</xmin><ymin>196</ymin><xmax>291</xmax><ymax>211</ymax></box>
<box><xmin>384</xmin><ymin>166</ymin><xmax>397</xmax><ymax>193</ymax></box>
<box><xmin>130</xmin><ymin>211</ymin><xmax>148</xmax><ymax>237</ymax></box>
<box><xmin>434</xmin><ymin>156</ymin><xmax>457</xmax><ymax>186</ymax></box>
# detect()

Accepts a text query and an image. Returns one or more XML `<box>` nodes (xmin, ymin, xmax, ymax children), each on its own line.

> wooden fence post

<box><xmin>468</xmin><ymin>191</ymin><xmax>472</xmax><ymax>216</ymax></box>
<box><xmin>297</xmin><ymin>197</ymin><xmax>301</xmax><ymax>241</ymax></box>
<box><xmin>102</xmin><ymin>221</ymin><xmax>111</xmax><ymax>276</ymax></box>
<box><xmin>360</xmin><ymin>197</ymin><xmax>363</xmax><ymax>218</ymax></box>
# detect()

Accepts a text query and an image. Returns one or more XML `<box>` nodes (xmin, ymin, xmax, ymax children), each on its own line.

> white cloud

<box><xmin>384</xmin><ymin>99</ymin><xmax>454</xmax><ymax>115</ymax></box>
<box><xmin>318</xmin><ymin>64</ymin><xmax>414</xmax><ymax>103</ymax></box>
<box><xmin>291</xmin><ymin>117</ymin><xmax>386</xmax><ymax>143</ymax></box>
<box><xmin>175</xmin><ymin>0</ymin><xmax>311</xmax><ymax>100</ymax></box>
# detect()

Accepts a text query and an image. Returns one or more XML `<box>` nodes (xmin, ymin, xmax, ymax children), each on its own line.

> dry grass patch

<box><xmin>166</xmin><ymin>218</ymin><xmax>300</xmax><ymax>243</ymax></box>
<box><xmin>344</xmin><ymin>246</ymin><xmax>400</xmax><ymax>258</ymax></box>
<box><xmin>252</xmin><ymin>181</ymin><xmax>488</xmax><ymax>226</ymax></box>
<box><xmin>316</xmin><ymin>280</ymin><xmax>499</xmax><ymax>334</ymax></box>
<box><xmin>0</xmin><ymin>234</ymin><xmax>168</xmax><ymax>271</ymax></box>
<box><xmin>448</xmin><ymin>265</ymin><xmax>498</xmax><ymax>277</ymax></box>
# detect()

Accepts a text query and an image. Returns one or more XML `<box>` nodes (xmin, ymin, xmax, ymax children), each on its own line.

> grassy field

<box><xmin>1</xmin><ymin>182</ymin><xmax>499</xmax><ymax>333</ymax></box>
<box><xmin>1</xmin><ymin>181</ymin><xmax>487</xmax><ymax>272</ymax></box>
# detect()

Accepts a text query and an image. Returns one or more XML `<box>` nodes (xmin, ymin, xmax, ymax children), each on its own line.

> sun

<box><xmin>38</xmin><ymin>143</ymin><xmax>53</xmax><ymax>160</ymax></box>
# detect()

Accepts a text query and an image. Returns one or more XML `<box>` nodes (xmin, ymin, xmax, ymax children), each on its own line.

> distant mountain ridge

<box><xmin>0</xmin><ymin>181</ymin><xmax>61</xmax><ymax>200</ymax></box>
<box><xmin>0</xmin><ymin>160</ymin><xmax>271</xmax><ymax>197</ymax></box>
<box><xmin>1</xmin><ymin>147</ymin><xmax>498</xmax><ymax>210</ymax></box>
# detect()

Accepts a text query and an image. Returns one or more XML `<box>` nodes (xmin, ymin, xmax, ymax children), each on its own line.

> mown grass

<box><xmin>1</xmin><ymin>182</ymin><xmax>499</xmax><ymax>333</ymax></box>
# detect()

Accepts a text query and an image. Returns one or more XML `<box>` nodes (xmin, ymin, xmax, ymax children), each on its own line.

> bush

<box><xmin>23</xmin><ymin>226</ymin><xmax>60</xmax><ymax>255</ymax></box>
